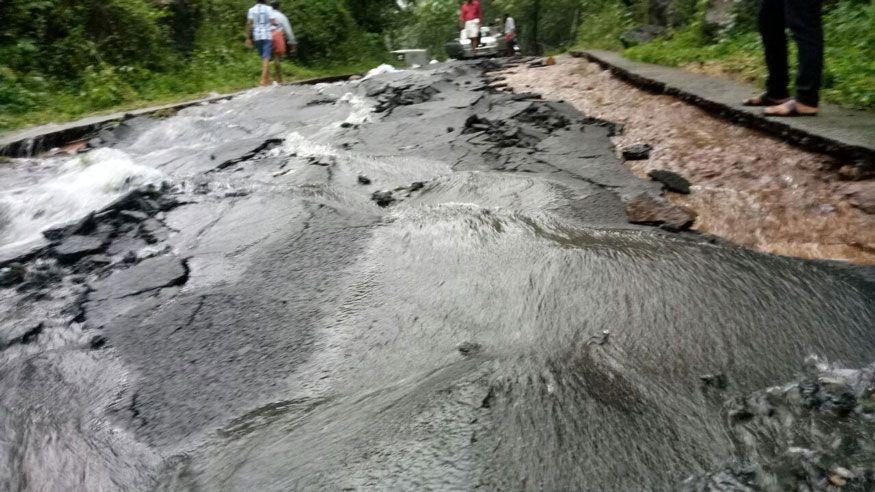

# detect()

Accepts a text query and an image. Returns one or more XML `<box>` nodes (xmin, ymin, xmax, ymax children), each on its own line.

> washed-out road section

<box><xmin>0</xmin><ymin>60</ymin><xmax>873</xmax><ymax>490</ymax></box>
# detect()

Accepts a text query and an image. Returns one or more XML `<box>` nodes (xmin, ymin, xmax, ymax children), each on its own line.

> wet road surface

<box><xmin>1</xmin><ymin>60</ymin><xmax>874</xmax><ymax>490</ymax></box>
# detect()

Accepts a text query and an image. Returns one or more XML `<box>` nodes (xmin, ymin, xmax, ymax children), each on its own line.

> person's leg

<box><xmin>785</xmin><ymin>0</ymin><xmax>823</xmax><ymax>107</ymax></box>
<box><xmin>758</xmin><ymin>0</ymin><xmax>790</xmax><ymax>100</ymax></box>
<box><xmin>273</xmin><ymin>56</ymin><xmax>283</xmax><ymax>83</ymax></box>
<box><xmin>259</xmin><ymin>40</ymin><xmax>272</xmax><ymax>85</ymax></box>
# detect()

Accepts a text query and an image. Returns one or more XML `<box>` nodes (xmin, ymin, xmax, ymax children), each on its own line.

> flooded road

<box><xmin>1</xmin><ymin>60</ymin><xmax>873</xmax><ymax>490</ymax></box>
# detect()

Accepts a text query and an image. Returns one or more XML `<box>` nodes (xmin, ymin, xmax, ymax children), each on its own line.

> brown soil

<box><xmin>499</xmin><ymin>55</ymin><xmax>875</xmax><ymax>264</ymax></box>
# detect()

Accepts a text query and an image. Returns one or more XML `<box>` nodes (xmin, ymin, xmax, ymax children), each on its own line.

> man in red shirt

<box><xmin>460</xmin><ymin>0</ymin><xmax>483</xmax><ymax>51</ymax></box>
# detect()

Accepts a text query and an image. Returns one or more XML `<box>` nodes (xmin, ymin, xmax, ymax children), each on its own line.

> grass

<box><xmin>574</xmin><ymin>1</ymin><xmax>874</xmax><ymax>109</ymax></box>
<box><xmin>0</xmin><ymin>52</ymin><xmax>381</xmax><ymax>133</ymax></box>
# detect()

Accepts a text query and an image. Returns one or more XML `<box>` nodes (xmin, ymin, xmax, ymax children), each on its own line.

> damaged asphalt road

<box><xmin>1</xmin><ymin>60</ymin><xmax>874</xmax><ymax>490</ymax></box>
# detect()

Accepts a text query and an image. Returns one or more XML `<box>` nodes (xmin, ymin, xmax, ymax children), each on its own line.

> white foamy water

<box><xmin>0</xmin><ymin>148</ymin><xmax>165</xmax><ymax>252</ymax></box>
<box><xmin>364</xmin><ymin>64</ymin><xmax>400</xmax><ymax>79</ymax></box>
<box><xmin>338</xmin><ymin>92</ymin><xmax>374</xmax><ymax>126</ymax></box>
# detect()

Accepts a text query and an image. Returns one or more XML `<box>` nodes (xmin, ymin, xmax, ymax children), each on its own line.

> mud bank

<box><xmin>498</xmin><ymin>56</ymin><xmax>875</xmax><ymax>264</ymax></box>
<box><xmin>1</xmin><ymin>60</ymin><xmax>873</xmax><ymax>490</ymax></box>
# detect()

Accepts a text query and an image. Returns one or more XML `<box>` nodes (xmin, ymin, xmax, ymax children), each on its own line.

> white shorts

<box><xmin>464</xmin><ymin>20</ymin><xmax>480</xmax><ymax>39</ymax></box>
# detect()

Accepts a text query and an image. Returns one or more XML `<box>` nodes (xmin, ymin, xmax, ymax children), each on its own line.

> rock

<box><xmin>0</xmin><ymin>263</ymin><xmax>26</xmax><ymax>288</ymax></box>
<box><xmin>340</xmin><ymin>122</ymin><xmax>354</xmax><ymax>128</ymax></box>
<box><xmin>625</xmin><ymin>193</ymin><xmax>696</xmax><ymax>231</ymax></box>
<box><xmin>357</xmin><ymin>175</ymin><xmax>372</xmax><ymax>185</ymax></box>
<box><xmin>89</xmin><ymin>335</ymin><xmax>107</xmax><ymax>350</ymax></box>
<box><xmin>18</xmin><ymin>261</ymin><xmax>64</xmax><ymax>290</ymax></box>
<box><xmin>53</xmin><ymin>235</ymin><xmax>106</xmax><ymax>263</ymax></box>
<box><xmin>622</xmin><ymin>143</ymin><xmax>652</xmax><ymax>160</ymax></box>
<box><xmin>620</xmin><ymin>25</ymin><xmax>666</xmax><ymax>48</ymax></box>
<box><xmin>446</xmin><ymin>127</ymin><xmax>454</xmax><ymax>133</ymax></box>
<box><xmin>457</xmin><ymin>341</ymin><xmax>481</xmax><ymax>356</ymax></box>
<box><xmin>89</xmin><ymin>255</ymin><xmax>188</xmax><ymax>301</ymax></box>
<box><xmin>841</xmin><ymin>183</ymin><xmax>875</xmax><ymax>214</ymax></box>
<box><xmin>700</xmin><ymin>373</ymin><xmax>728</xmax><ymax>390</ymax></box>
<box><xmin>409</xmin><ymin>182</ymin><xmax>425</xmax><ymax>192</ymax></box>
<box><xmin>648</xmin><ymin>169</ymin><xmax>691</xmax><ymax>194</ymax></box>
<box><xmin>348</xmin><ymin>74</ymin><xmax>362</xmax><ymax>81</ymax></box>
<box><xmin>371</xmin><ymin>190</ymin><xmax>395</xmax><ymax>207</ymax></box>
<box><xmin>837</xmin><ymin>164</ymin><xmax>864</xmax><ymax>181</ymax></box>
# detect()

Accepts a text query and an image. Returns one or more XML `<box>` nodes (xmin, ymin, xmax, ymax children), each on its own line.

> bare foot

<box><xmin>763</xmin><ymin>100</ymin><xmax>818</xmax><ymax>117</ymax></box>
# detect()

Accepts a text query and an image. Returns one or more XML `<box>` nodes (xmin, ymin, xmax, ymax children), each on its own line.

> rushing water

<box><xmin>1</xmin><ymin>61</ymin><xmax>873</xmax><ymax>491</ymax></box>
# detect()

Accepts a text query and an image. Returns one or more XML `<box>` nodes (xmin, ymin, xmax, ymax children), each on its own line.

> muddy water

<box><xmin>499</xmin><ymin>56</ymin><xmax>875</xmax><ymax>264</ymax></box>
<box><xmin>0</xmin><ymin>60</ymin><xmax>873</xmax><ymax>490</ymax></box>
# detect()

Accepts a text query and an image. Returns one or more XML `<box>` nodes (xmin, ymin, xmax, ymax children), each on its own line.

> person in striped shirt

<box><xmin>245</xmin><ymin>0</ymin><xmax>278</xmax><ymax>86</ymax></box>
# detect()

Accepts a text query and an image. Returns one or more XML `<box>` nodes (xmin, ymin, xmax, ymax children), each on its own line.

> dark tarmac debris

<box><xmin>53</xmin><ymin>235</ymin><xmax>106</xmax><ymax>264</ymax></box>
<box><xmin>0</xmin><ymin>263</ymin><xmax>26</xmax><ymax>288</ymax></box>
<box><xmin>699</xmin><ymin>373</ymin><xmax>728</xmax><ymax>390</ymax></box>
<box><xmin>371</xmin><ymin>190</ymin><xmax>395</xmax><ymax>207</ymax></box>
<box><xmin>686</xmin><ymin>359</ymin><xmax>875</xmax><ymax>491</ymax></box>
<box><xmin>457</xmin><ymin>341</ymin><xmax>482</xmax><ymax>356</ymax></box>
<box><xmin>648</xmin><ymin>169</ymin><xmax>691</xmax><ymax>194</ymax></box>
<box><xmin>357</xmin><ymin>175</ymin><xmax>372</xmax><ymax>185</ymax></box>
<box><xmin>625</xmin><ymin>193</ymin><xmax>696</xmax><ymax>231</ymax></box>
<box><xmin>89</xmin><ymin>335</ymin><xmax>108</xmax><ymax>350</ymax></box>
<box><xmin>622</xmin><ymin>143</ymin><xmax>653</xmax><ymax>160</ymax></box>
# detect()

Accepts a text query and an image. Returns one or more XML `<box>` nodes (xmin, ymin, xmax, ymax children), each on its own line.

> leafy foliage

<box><xmin>577</xmin><ymin>0</ymin><xmax>874</xmax><ymax>109</ymax></box>
<box><xmin>0</xmin><ymin>0</ymin><xmax>392</xmax><ymax>131</ymax></box>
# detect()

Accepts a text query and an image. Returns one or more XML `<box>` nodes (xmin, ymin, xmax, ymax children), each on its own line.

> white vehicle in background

<box><xmin>445</xmin><ymin>26</ymin><xmax>509</xmax><ymax>59</ymax></box>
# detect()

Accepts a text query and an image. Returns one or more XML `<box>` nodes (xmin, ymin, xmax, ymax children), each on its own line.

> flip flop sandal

<box><xmin>742</xmin><ymin>93</ymin><xmax>791</xmax><ymax>106</ymax></box>
<box><xmin>763</xmin><ymin>100</ymin><xmax>818</xmax><ymax>117</ymax></box>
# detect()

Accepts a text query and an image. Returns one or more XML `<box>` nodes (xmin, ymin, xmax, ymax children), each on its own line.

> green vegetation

<box><xmin>0</xmin><ymin>0</ymin><xmax>394</xmax><ymax>132</ymax></box>
<box><xmin>577</xmin><ymin>0</ymin><xmax>875</xmax><ymax>109</ymax></box>
<box><xmin>3</xmin><ymin>0</ymin><xmax>870</xmax><ymax>131</ymax></box>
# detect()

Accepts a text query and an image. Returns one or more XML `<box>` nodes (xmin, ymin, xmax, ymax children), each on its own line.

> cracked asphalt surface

<box><xmin>1</xmin><ymin>60</ymin><xmax>874</xmax><ymax>490</ymax></box>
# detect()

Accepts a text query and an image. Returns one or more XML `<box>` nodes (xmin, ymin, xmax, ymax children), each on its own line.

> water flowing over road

<box><xmin>1</xmin><ymin>60</ymin><xmax>873</xmax><ymax>490</ymax></box>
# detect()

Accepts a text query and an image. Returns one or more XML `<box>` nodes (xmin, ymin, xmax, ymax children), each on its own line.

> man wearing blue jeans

<box><xmin>245</xmin><ymin>0</ymin><xmax>277</xmax><ymax>86</ymax></box>
<box><xmin>744</xmin><ymin>0</ymin><xmax>823</xmax><ymax>116</ymax></box>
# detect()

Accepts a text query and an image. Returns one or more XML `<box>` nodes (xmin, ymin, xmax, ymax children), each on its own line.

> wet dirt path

<box><xmin>498</xmin><ymin>55</ymin><xmax>875</xmax><ymax>264</ymax></box>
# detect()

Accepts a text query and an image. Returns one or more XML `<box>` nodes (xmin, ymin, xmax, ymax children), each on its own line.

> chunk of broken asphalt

<box><xmin>625</xmin><ymin>193</ymin><xmax>695</xmax><ymax>231</ymax></box>
<box><xmin>371</xmin><ymin>190</ymin><xmax>394</xmax><ymax>207</ymax></box>
<box><xmin>89</xmin><ymin>255</ymin><xmax>188</xmax><ymax>301</ymax></box>
<box><xmin>53</xmin><ymin>235</ymin><xmax>106</xmax><ymax>264</ymax></box>
<box><xmin>0</xmin><ymin>263</ymin><xmax>25</xmax><ymax>288</ymax></box>
<box><xmin>622</xmin><ymin>143</ymin><xmax>652</xmax><ymax>160</ymax></box>
<box><xmin>648</xmin><ymin>170</ymin><xmax>691</xmax><ymax>194</ymax></box>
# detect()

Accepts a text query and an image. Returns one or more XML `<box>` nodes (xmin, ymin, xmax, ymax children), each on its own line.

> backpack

<box><xmin>272</xmin><ymin>28</ymin><xmax>286</xmax><ymax>55</ymax></box>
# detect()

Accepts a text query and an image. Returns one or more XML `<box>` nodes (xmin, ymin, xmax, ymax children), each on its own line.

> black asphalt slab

<box><xmin>1</xmin><ymin>60</ymin><xmax>873</xmax><ymax>490</ymax></box>
<box><xmin>573</xmin><ymin>49</ymin><xmax>875</xmax><ymax>168</ymax></box>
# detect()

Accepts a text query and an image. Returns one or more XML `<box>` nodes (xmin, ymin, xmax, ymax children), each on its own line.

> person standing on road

<box><xmin>743</xmin><ymin>0</ymin><xmax>823</xmax><ymax>116</ymax></box>
<box><xmin>269</xmin><ymin>1</ymin><xmax>297</xmax><ymax>84</ymax></box>
<box><xmin>460</xmin><ymin>0</ymin><xmax>483</xmax><ymax>52</ymax></box>
<box><xmin>245</xmin><ymin>0</ymin><xmax>278</xmax><ymax>86</ymax></box>
<box><xmin>503</xmin><ymin>13</ymin><xmax>517</xmax><ymax>56</ymax></box>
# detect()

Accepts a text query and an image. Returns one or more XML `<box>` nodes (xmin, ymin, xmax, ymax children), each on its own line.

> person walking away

<box><xmin>245</xmin><ymin>0</ymin><xmax>278</xmax><ymax>86</ymax></box>
<box><xmin>743</xmin><ymin>0</ymin><xmax>823</xmax><ymax>116</ymax></box>
<box><xmin>269</xmin><ymin>1</ymin><xmax>298</xmax><ymax>84</ymax></box>
<box><xmin>503</xmin><ymin>13</ymin><xmax>517</xmax><ymax>56</ymax></box>
<box><xmin>460</xmin><ymin>0</ymin><xmax>483</xmax><ymax>52</ymax></box>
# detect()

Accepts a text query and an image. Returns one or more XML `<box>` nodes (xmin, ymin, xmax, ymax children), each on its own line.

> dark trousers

<box><xmin>758</xmin><ymin>0</ymin><xmax>823</xmax><ymax>106</ymax></box>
